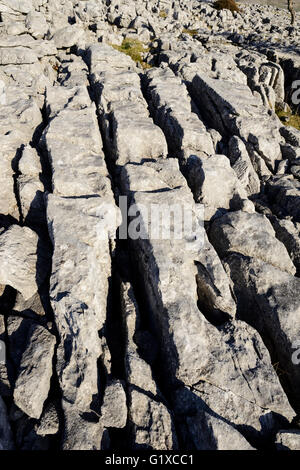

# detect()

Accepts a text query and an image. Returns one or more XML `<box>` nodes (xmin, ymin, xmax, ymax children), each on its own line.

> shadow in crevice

<box><xmin>195</xmin><ymin>261</ymin><xmax>231</xmax><ymax>327</ymax></box>
<box><xmin>34</xmin><ymin>231</ymin><xmax>54</xmax><ymax>322</ymax></box>
<box><xmin>102</xmin><ymin>242</ymin><xmax>131</xmax><ymax>450</ymax></box>
<box><xmin>0</xmin><ymin>214</ymin><xmax>18</xmax><ymax>231</ymax></box>
<box><xmin>105</xmin><ymin>252</ymin><xmax>127</xmax><ymax>382</ymax></box>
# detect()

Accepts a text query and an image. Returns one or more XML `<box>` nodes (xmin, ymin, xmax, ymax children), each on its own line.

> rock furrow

<box><xmin>0</xmin><ymin>0</ymin><xmax>299</xmax><ymax>452</ymax></box>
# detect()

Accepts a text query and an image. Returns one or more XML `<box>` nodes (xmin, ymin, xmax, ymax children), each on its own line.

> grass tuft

<box><xmin>276</xmin><ymin>107</ymin><xmax>300</xmax><ymax>131</ymax></box>
<box><xmin>159</xmin><ymin>10</ymin><xmax>167</xmax><ymax>19</ymax></box>
<box><xmin>182</xmin><ymin>28</ymin><xmax>198</xmax><ymax>37</ymax></box>
<box><xmin>213</xmin><ymin>0</ymin><xmax>240</xmax><ymax>13</ymax></box>
<box><xmin>111</xmin><ymin>38</ymin><xmax>151</xmax><ymax>69</ymax></box>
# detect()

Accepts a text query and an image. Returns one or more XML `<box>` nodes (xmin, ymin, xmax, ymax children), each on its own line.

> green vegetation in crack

<box><xmin>159</xmin><ymin>10</ymin><xmax>167</xmax><ymax>18</ymax></box>
<box><xmin>111</xmin><ymin>38</ymin><xmax>151</xmax><ymax>69</ymax></box>
<box><xmin>213</xmin><ymin>0</ymin><xmax>241</xmax><ymax>13</ymax></box>
<box><xmin>182</xmin><ymin>28</ymin><xmax>198</xmax><ymax>37</ymax></box>
<box><xmin>276</xmin><ymin>107</ymin><xmax>300</xmax><ymax>131</ymax></box>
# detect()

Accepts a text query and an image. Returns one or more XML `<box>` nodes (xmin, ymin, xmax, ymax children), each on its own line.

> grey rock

<box><xmin>145</xmin><ymin>66</ymin><xmax>214</xmax><ymax>159</ymax></box>
<box><xmin>101</xmin><ymin>380</ymin><xmax>127</xmax><ymax>429</ymax></box>
<box><xmin>110</xmin><ymin>104</ymin><xmax>168</xmax><ymax>164</ymax></box>
<box><xmin>43</xmin><ymin>86</ymin><xmax>111</xmax><ymax>197</ymax></box>
<box><xmin>0</xmin><ymin>0</ymin><xmax>298</xmax><ymax>452</ymax></box>
<box><xmin>87</xmin><ymin>43</ymin><xmax>137</xmax><ymax>73</ymax></box>
<box><xmin>281</xmin><ymin>143</ymin><xmax>300</xmax><ymax>161</ymax></box>
<box><xmin>228</xmin><ymin>136</ymin><xmax>261</xmax><ymax>196</ymax></box>
<box><xmin>0</xmin><ymin>225</ymin><xmax>48</xmax><ymax>300</ymax></box>
<box><xmin>62</xmin><ymin>400</ymin><xmax>109</xmax><ymax>450</ymax></box>
<box><xmin>185</xmin><ymin>154</ymin><xmax>252</xmax><ymax>221</ymax></box>
<box><xmin>129</xmin><ymin>390</ymin><xmax>176</xmax><ymax>450</ymax></box>
<box><xmin>276</xmin><ymin>430</ymin><xmax>300</xmax><ymax>450</ymax></box>
<box><xmin>13</xmin><ymin>289</ymin><xmax>47</xmax><ymax>317</ymax></box>
<box><xmin>17</xmin><ymin>144</ymin><xmax>44</xmax><ymax>225</ymax></box>
<box><xmin>45</xmin><ymin>83</ymin><xmax>91</xmax><ymax>119</ymax></box>
<box><xmin>208</xmin><ymin>128</ymin><xmax>223</xmax><ymax>153</ymax></box>
<box><xmin>267</xmin><ymin>175</ymin><xmax>300</xmax><ymax>221</ymax></box>
<box><xmin>196</xmin><ymin>232</ymin><xmax>237</xmax><ymax>322</ymax></box>
<box><xmin>4</xmin><ymin>22</ymin><xmax>27</xmax><ymax>36</ymax></box>
<box><xmin>52</xmin><ymin>25</ymin><xmax>85</xmax><ymax>49</ymax></box>
<box><xmin>0</xmin><ymin>86</ymin><xmax>42</xmax><ymax>219</ymax></box>
<box><xmin>210</xmin><ymin>210</ymin><xmax>296</xmax><ymax>275</ymax></box>
<box><xmin>172</xmin><ymin>313</ymin><xmax>295</xmax><ymax>445</ymax></box>
<box><xmin>0</xmin><ymin>47</ymin><xmax>38</xmax><ymax>65</ymax></box>
<box><xmin>46</xmin><ymin>194</ymin><xmax>117</xmax><ymax>413</ymax></box>
<box><xmin>88</xmin><ymin>44</ymin><xmax>168</xmax><ymax>165</ymax></box>
<box><xmin>235</xmin><ymin>50</ymin><xmax>285</xmax><ymax>108</ymax></box>
<box><xmin>181</xmin><ymin>67</ymin><xmax>283</xmax><ymax>172</ymax></box>
<box><xmin>120</xmin><ymin>158</ymin><xmax>294</xmax><ymax>445</ymax></box>
<box><xmin>44</xmin><ymin>80</ymin><xmax>120</xmax><ymax>444</ymax></box>
<box><xmin>121</xmin><ymin>281</ymin><xmax>178</xmax><ymax>450</ymax></box>
<box><xmin>121</xmin><ymin>282</ymin><xmax>158</xmax><ymax>395</ymax></box>
<box><xmin>35</xmin><ymin>402</ymin><xmax>59</xmax><ymax>436</ymax></box>
<box><xmin>6</xmin><ymin>316</ymin><xmax>36</xmax><ymax>370</ymax></box>
<box><xmin>14</xmin><ymin>323</ymin><xmax>56</xmax><ymax>419</ymax></box>
<box><xmin>58</xmin><ymin>54</ymin><xmax>89</xmax><ymax>87</ymax></box>
<box><xmin>186</xmin><ymin>409</ymin><xmax>254</xmax><ymax>450</ymax></box>
<box><xmin>18</xmin><ymin>177</ymin><xmax>44</xmax><ymax>226</ymax></box>
<box><xmin>0</xmin><ymin>133</ymin><xmax>19</xmax><ymax>218</ymax></box>
<box><xmin>0</xmin><ymin>86</ymin><xmax>42</xmax><ymax>139</ymax></box>
<box><xmin>280</xmin><ymin>126</ymin><xmax>300</xmax><ymax>148</ymax></box>
<box><xmin>269</xmin><ymin>216</ymin><xmax>300</xmax><ymax>274</ymax></box>
<box><xmin>25</xmin><ymin>11</ymin><xmax>48</xmax><ymax>39</ymax></box>
<box><xmin>277</xmin><ymin>159</ymin><xmax>290</xmax><ymax>175</ymax></box>
<box><xmin>0</xmin><ymin>0</ymin><xmax>33</xmax><ymax>14</ymax></box>
<box><xmin>19</xmin><ymin>145</ymin><xmax>41</xmax><ymax>176</ymax></box>
<box><xmin>290</xmin><ymin>168</ymin><xmax>300</xmax><ymax>185</ymax></box>
<box><xmin>44</xmin><ymin>81</ymin><xmax>120</xmax><ymax>441</ymax></box>
<box><xmin>224</xmin><ymin>253</ymin><xmax>300</xmax><ymax>411</ymax></box>
<box><xmin>1</xmin><ymin>62</ymin><xmax>52</xmax><ymax>97</ymax></box>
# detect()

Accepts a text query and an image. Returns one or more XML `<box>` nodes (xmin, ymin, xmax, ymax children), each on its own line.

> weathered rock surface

<box><xmin>6</xmin><ymin>316</ymin><xmax>36</xmax><ymax>371</ymax></box>
<box><xmin>121</xmin><ymin>281</ymin><xmax>178</xmax><ymax>449</ymax></box>
<box><xmin>267</xmin><ymin>175</ymin><xmax>300</xmax><ymax>221</ymax></box>
<box><xmin>87</xmin><ymin>44</ymin><xmax>168</xmax><ymax>166</ymax></box>
<box><xmin>17</xmin><ymin>145</ymin><xmax>44</xmax><ymax>226</ymax></box>
<box><xmin>35</xmin><ymin>402</ymin><xmax>59</xmax><ymax>437</ymax></box>
<box><xmin>268</xmin><ymin>215</ymin><xmax>300</xmax><ymax>274</ymax></box>
<box><xmin>0</xmin><ymin>225</ymin><xmax>48</xmax><ymax>300</ymax></box>
<box><xmin>120</xmin><ymin>158</ymin><xmax>294</xmax><ymax>447</ymax></box>
<box><xmin>228</xmin><ymin>136</ymin><xmax>261</xmax><ymax>196</ymax></box>
<box><xmin>46</xmin><ymin>193</ymin><xmax>118</xmax><ymax>448</ymax></box>
<box><xmin>185</xmin><ymin>409</ymin><xmax>255</xmax><ymax>450</ymax></box>
<box><xmin>0</xmin><ymin>0</ymin><xmax>299</xmax><ymax>452</ymax></box>
<box><xmin>145</xmin><ymin>66</ymin><xmax>214</xmax><ymax>159</ymax></box>
<box><xmin>13</xmin><ymin>323</ymin><xmax>56</xmax><ymax>419</ymax></box>
<box><xmin>184</xmin><ymin>70</ymin><xmax>283</xmax><ymax>172</ymax></box>
<box><xmin>100</xmin><ymin>379</ymin><xmax>127</xmax><ymax>429</ymax></box>
<box><xmin>276</xmin><ymin>430</ymin><xmax>300</xmax><ymax>450</ymax></box>
<box><xmin>223</xmin><ymin>254</ymin><xmax>300</xmax><ymax>411</ymax></box>
<box><xmin>185</xmin><ymin>154</ymin><xmax>253</xmax><ymax>221</ymax></box>
<box><xmin>0</xmin><ymin>85</ymin><xmax>42</xmax><ymax>219</ymax></box>
<box><xmin>44</xmin><ymin>80</ymin><xmax>120</xmax><ymax>449</ymax></box>
<box><xmin>61</xmin><ymin>400</ymin><xmax>109</xmax><ymax>451</ymax></box>
<box><xmin>210</xmin><ymin>210</ymin><xmax>296</xmax><ymax>274</ymax></box>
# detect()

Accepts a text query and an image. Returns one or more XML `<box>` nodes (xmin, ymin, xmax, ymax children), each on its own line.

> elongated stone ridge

<box><xmin>0</xmin><ymin>0</ymin><xmax>299</xmax><ymax>451</ymax></box>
